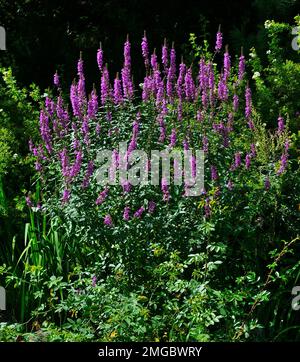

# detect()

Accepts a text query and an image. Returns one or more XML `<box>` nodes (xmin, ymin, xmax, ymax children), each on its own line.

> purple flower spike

<box><xmin>151</xmin><ymin>50</ymin><xmax>158</xmax><ymax>70</ymax></box>
<box><xmin>39</xmin><ymin>109</ymin><xmax>52</xmax><ymax>154</ymax></box>
<box><xmin>202</xmin><ymin>135</ymin><xmax>209</xmax><ymax>153</ymax></box>
<box><xmin>169</xmin><ymin>128</ymin><xmax>177</xmax><ymax>147</ymax></box>
<box><xmin>62</xmin><ymin>189</ymin><xmax>71</xmax><ymax>203</ymax></box>
<box><xmin>70</xmin><ymin>83</ymin><xmax>80</xmax><ymax>117</ymax></box>
<box><xmin>26</xmin><ymin>196</ymin><xmax>33</xmax><ymax>207</ymax></box>
<box><xmin>162</xmin><ymin>38</ymin><xmax>168</xmax><ymax>71</ymax></box>
<box><xmin>223</xmin><ymin>47</ymin><xmax>231</xmax><ymax>80</ymax></box>
<box><xmin>77</xmin><ymin>55</ymin><xmax>84</xmax><ymax>78</ymax></box>
<box><xmin>277</xmin><ymin>116</ymin><xmax>285</xmax><ymax>134</ymax></box>
<box><xmin>88</xmin><ymin>89</ymin><xmax>98</xmax><ymax>119</ymax></box>
<box><xmin>69</xmin><ymin>150</ymin><xmax>82</xmax><ymax>180</ymax></box>
<box><xmin>148</xmin><ymin>201</ymin><xmax>156</xmax><ymax>214</ymax></box>
<box><xmin>159</xmin><ymin>122</ymin><xmax>166</xmax><ymax>143</ymax></box>
<box><xmin>204</xmin><ymin>198</ymin><xmax>211</xmax><ymax>218</ymax></box>
<box><xmin>215</xmin><ymin>28</ymin><xmax>222</xmax><ymax>51</ymax></box>
<box><xmin>124</xmin><ymin>36</ymin><xmax>131</xmax><ymax>69</ymax></box>
<box><xmin>54</xmin><ymin>72</ymin><xmax>60</xmax><ymax>87</ymax></box>
<box><xmin>97</xmin><ymin>44</ymin><xmax>103</xmax><ymax>71</ymax></box>
<box><xmin>59</xmin><ymin>148</ymin><xmax>70</xmax><ymax>180</ymax></box>
<box><xmin>101</xmin><ymin>66</ymin><xmax>110</xmax><ymax>105</ymax></box>
<box><xmin>161</xmin><ymin>177</ymin><xmax>170</xmax><ymax>202</ymax></box>
<box><xmin>238</xmin><ymin>52</ymin><xmax>245</xmax><ymax>81</ymax></box>
<box><xmin>277</xmin><ymin>153</ymin><xmax>288</xmax><ymax>175</ymax></box>
<box><xmin>211</xmin><ymin>165</ymin><xmax>218</xmax><ymax>181</ymax></box>
<box><xmin>134</xmin><ymin>206</ymin><xmax>145</xmax><ymax>219</ymax></box>
<box><xmin>184</xmin><ymin>68</ymin><xmax>195</xmax><ymax>101</ymax></box>
<box><xmin>245</xmin><ymin>86</ymin><xmax>252</xmax><ymax>119</ymax></box>
<box><xmin>250</xmin><ymin>143</ymin><xmax>256</xmax><ymax>157</ymax></box>
<box><xmin>82</xmin><ymin>161</ymin><xmax>94</xmax><ymax>188</ymax></box>
<box><xmin>104</xmin><ymin>214</ymin><xmax>113</xmax><ymax>227</ymax></box>
<box><xmin>113</xmin><ymin>73</ymin><xmax>123</xmax><ymax>104</ymax></box>
<box><xmin>122</xmin><ymin>180</ymin><xmax>132</xmax><ymax>193</ymax></box>
<box><xmin>141</xmin><ymin>31</ymin><xmax>149</xmax><ymax>67</ymax></box>
<box><xmin>123</xmin><ymin>206</ymin><xmax>130</xmax><ymax>221</ymax></box>
<box><xmin>183</xmin><ymin>139</ymin><xmax>189</xmax><ymax>151</ymax></box>
<box><xmin>96</xmin><ymin>187</ymin><xmax>109</xmax><ymax>206</ymax></box>
<box><xmin>234</xmin><ymin>152</ymin><xmax>241</xmax><ymax>168</ymax></box>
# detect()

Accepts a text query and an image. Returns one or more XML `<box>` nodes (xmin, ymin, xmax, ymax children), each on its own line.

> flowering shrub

<box><xmin>5</xmin><ymin>30</ymin><xmax>299</xmax><ymax>341</ymax></box>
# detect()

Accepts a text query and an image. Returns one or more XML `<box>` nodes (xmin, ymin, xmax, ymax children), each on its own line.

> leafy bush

<box><xmin>0</xmin><ymin>67</ymin><xmax>42</xmax><ymax>266</ymax></box>
<box><xmin>1</xmin><ymin>27</ymin><xmax>299</xmax><ymax>341</ymax></box>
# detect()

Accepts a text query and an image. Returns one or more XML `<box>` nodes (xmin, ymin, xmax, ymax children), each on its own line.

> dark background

<box><xmin>0</xmin><ymin>0</ymin><xmax>299</xmax><ymax>91</ymax></box>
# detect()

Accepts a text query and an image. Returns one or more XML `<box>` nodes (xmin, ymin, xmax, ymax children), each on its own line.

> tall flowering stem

<box><xmin>215</xmin><ymin>26</ymin><xmax>222</xmax><ymax>51</ymax></box>
<box><xmin>141</xmin><ymin>31</ymin><xmax>149</xmax><ymax>68</ymax></box>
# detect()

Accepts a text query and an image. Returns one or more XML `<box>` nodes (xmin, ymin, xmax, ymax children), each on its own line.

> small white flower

<box><xmin>264</xmin><ymin>20</ymin><xmax>272</xmax><ymax>29</ymax></box>
<box><xmin>252</xmin><ymin>71</ymin><xmax>261</xmax><ymax>79</ymax></box>
<box><xmin>276</xmin><ymin>100</ymin><xmax>279</xmax><ymax>104</ymax></box>
<box><xmin>266</xmin><ymin>50</ymin><xmax>271</xmax><ymax>54</ymax></box>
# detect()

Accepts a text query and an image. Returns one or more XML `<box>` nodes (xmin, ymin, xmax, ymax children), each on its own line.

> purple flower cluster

<box><xmin>141</xmin><ymin>31</ymin><xmax>149</xmax><ymax>67</ymax></box>
<box><xmin>215</xmin><ymin>30</ymin><xmax>222</xmax><ymax>51</ymax></box>
<box><xmin>104</xmin><ymin>214</ymin><xmax>113</xmax><ymax>227</ymax></box>
<box><xmin>134</xmin><ymin>206</ymin><xmax>145</xmax><ymax>219</ymax></box>
<box><xmin>31</xmin><ymin>30</ymin><xmax>291</xmax><ymax>223</ymax></box>
<box><xmin>211</xmin><ymin>166</ymin><xmax>218</xmax><ymax>181</ymax></box>
<box><xmin>96</xmin><ymin>187</ymin><xmax>109</xmax><ymax>205</ymax></box>
<box><xmin>161</xmin><ymin>177</ymin><xmax>170</xmax><ymax>202</ymax></box>
<box><xmin>123</xmin><ymin>206</ymin><xmax>130</xmax><ymax>221</ymax></box>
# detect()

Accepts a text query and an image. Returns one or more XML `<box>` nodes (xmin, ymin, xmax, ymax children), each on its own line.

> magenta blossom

<box><xmin>96</xmin><ymin>187</ymin><xmax>109</xmax><ymax>206</ymax></box>
<box><xmin>54</xmin><ymin>72</ymin><xmax>60</xmax><ymax>87</ymax></box>
<box><xmin>211</xmin><ymin>165</ymin><xmax>218</xmax><ymax>181</ymax></box>
<box><xmin>104</xmin><ymin>214</ymin><xmax>113</xmax><ymax>227</ymax></box>
<box><xmin>238</xmin><ymin>54</ymin><xmax>245</xmax><ymax>81</ymax></box>
<box><xmin>161</xmin><ymin>177</ymin><xmax>170</xmax><ymax>202</ymax></box>
<box><xmin>26</xmin><ymin>196</ymin><xmax>33</xmax><ymax>207</ymax></box>
<box><xmin>245</xmin><ymin>153</ymin><xmax>251</xmax><ymax>170</ymax></box>
<box><xmin>277</xmin><ymin>153</ymin><xmax>288</xmax><ymax>175</ymax></box>
<box><xmin>204</xmin><ymin>198</ymin><xmax>211</xmax><ymax>218</ymax></box>
<box><xmin>148</xmin><ymin>201</ymin><xmax>156</xmax><ymax>214</ymax></box>
<box><xmin>141</xmin><ymin>31</ymin><xmax>149</xmax><ymax>67</ymax></box>
<box><xmin>277</xmin><ymin>116</ymin><xmax>285</xmax><ymax>134</ymax></box>
<box><xmin>62</xmin><ymin>189</ymin><xmax>71</xmax><ymax>203</ymax></box>
<box><xmin>97</xmin><ymin>45</ymin><xmax>103</xmax><ymax>71</ymax></box>
<box><xmin>123</xmin><ymin>206</ymin><xmax>130</xmax><ymax>221</ymax></box>
<box><xmin>215</xmin><ymin>30</ymin><xmax>222</xmax><ymax>51</ymax></box>
<box><xmin>134</xmin><ymin>206</ymin><xmax>145</xmax><ymax>219</ymax></box>
<box><xmin>169</xmin><ymin>128</ymin><xmax>177</xmax><ymax>147</ymax></box>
